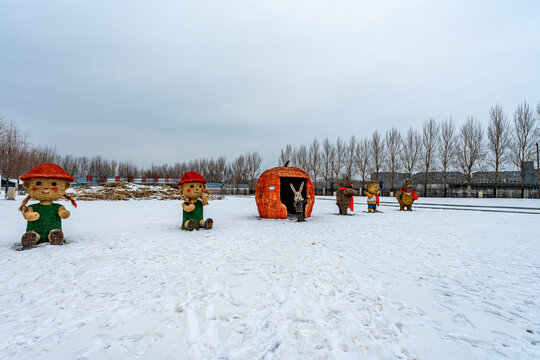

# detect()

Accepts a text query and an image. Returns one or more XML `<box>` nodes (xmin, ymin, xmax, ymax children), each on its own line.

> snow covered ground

<box><xmin>0</xmin><ymin>196</ymin><xmax>539</xmax><ymax>360</ymax></box>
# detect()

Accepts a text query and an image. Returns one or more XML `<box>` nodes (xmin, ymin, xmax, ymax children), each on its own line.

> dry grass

<box><xmin>68</xmin><ymin>182</ymin><xmax>224</xmax><ymax>201</ymax></box>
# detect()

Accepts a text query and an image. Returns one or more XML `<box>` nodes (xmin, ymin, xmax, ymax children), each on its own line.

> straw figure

<box><xmin>19</xmin><ymin>163</ymin><xmax>77</xmax><ymax>248</ymax></box>
<box><xmin>336</xmin><ymin>178</ymin><xmax>358</xmax><ymax>215</ymax></box>
<box><xmin>395</xmin><ymin>180</ymin><xmax>419</xmax><ymax>211</ymax></box>
<box><xmin>363</xmin><ymin>182</ymin><xmax>380</xmax><ymax>212</ymax></box>
<box><xmin>290</xmin><ymin>182</ymin><xmax>310</xmax><ymax>222</ymax></box>
<box><xmin>178</xmin><ymin>171</ymin><xmax>213</xmax><ymax>231</ymax></box>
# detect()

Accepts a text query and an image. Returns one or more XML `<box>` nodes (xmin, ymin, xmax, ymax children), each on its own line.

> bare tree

<box><xmin>215</xmin><ymin>156</ymin><xmax>227</xmax><ymax>182</ymax></box>
<box><xmin>385</xmin><ymin>127</ymin><xmax>401</xmax><ymax>194</ymax></box>
<box><xmin>344</xmin><ymin>136</ymin><xmax>357</xmax><ymax>179</ymax></box>
<box><xmin>355</xmin><ymin>138</ymin><xmax>370</xmax><ymax>190</ymax></box>
<box><xmin>0</xmin><ymin>121</ymin><xmax>28</xmax><ymax>195</ymax></box>
<box><xmin>205</xmin><ymin>156</ymin><xmax>227</xmax><ymax>183</ymax></box>
<box><xmin>438</xmin><ymin>118</ymin><xmax>456</xmax><ymax>197</ymax></box>
<box><xmin>308</xmin><ymin>138</ymin><xmax>321</xmax><ymax>192</ymax></box>
<box><xmin>332</xmin><ymin>137</ymin><xmax>345</xmax><ymax>184</ymax></box>
<box><xmin>60</xmin><ymin>155</ymin><xmax>79</xmax><ymax>178</ymax></box>
<box><xmin>279</xmin><ymin>144</ymin><xmax>293</xmax><ymax>166</ymax></box>
<box><xmin>230</xmin><ymin>154</ymin><xmax>249</xmax><ymax>186</ymax></box>
<box><xmin>118</xmin><ymin>160</ymin><xmax>139</xmax><ymax>179</ymax></box>
<box><xmin>421</xmin><ymin>118</ymin><xmax>439</xmax><ymax>197</ymax></box>
<box><xmin>25</xmin><ymin>145</ymin><xmax>58</xmax><ymax>167</ymax></box>
<box><xmin>456</xmin><ymin>117</ymin><xmax>484</xmax><ymax>198</ymax></box>
<box><xmin>484</xmin><ymin>104</ymin><xmax>511</xmax><ymax>198</ymax></box>
<box><xmin>370</xmin><ymin>130</ymin><xmax>385</xmax><ymax>183</ymax></box>
<box><xmin>110</xmin><ymin>160</ymin><xmax>118</xmax><ymax>177</ymax></box>
<box><xmin>77</xmin><ymin>156</ymin><xmax>90</xmax><ymax>177</ymax></box>
<box><xmin>169</xmin><ymin>162</ymin><xmax>187</xmax><ymax>179</ymax></box>
<box><xmin>246</xmin><ymin>152</ymin><xmax>262</xmax><ymax>191</ymax></box>
<box><xmin>510</xmin><ymin>101</ymin><xmax>538</xmax><ymax>198</ymax></box>
<box><xmin>295</xmin><ymin>144</ymin><xmax>309</xmax><ymax>170</ymax></box>
<box><xmin>89</xmin><ymin>156</ymin><xmax>112</xmax><ymax>180</ymax></box>
<box><xmin>400</xmin><ymin>127</ymin><xmax>422</xmax><ymax>180</ymax></box>
<box><xmin>321</xmin><ymin>137</ymin><xmax>335</xmax><ymax>195</ymax></box>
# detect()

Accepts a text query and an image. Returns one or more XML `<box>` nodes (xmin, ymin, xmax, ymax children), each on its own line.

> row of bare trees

<box><xmin>0</xmin><ymin>118</ymin><xmax>263</xmax><ymax>192</ymax></box>
<box><xmin>2</xmin><ymin>100</ymin><xmax>539</xmax><ymax>197</ymax></box>
<box><xmin>278</xmin><ymin>101</ymin><xmax>540</xmax><ymax>198</ymax></box>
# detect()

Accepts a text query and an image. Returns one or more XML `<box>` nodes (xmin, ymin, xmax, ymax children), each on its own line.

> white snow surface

<box><xmin>0</xmin><ymin>196</ymin><xmax>539</xmax><ymax>360</ymax></box>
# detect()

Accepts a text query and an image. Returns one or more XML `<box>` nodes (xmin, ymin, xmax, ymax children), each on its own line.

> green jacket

<box><xmin>182</xmin><ymin>200</ymin><xmax>203</xmax><ymax>229</ymax></box>
<box><xmin>26</xmin><ymin>203</ymin><xmax>62</xmax><ymax>243</ymax></box>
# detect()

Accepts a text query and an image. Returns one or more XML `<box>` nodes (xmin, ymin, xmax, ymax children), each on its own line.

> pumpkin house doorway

<box><xmin>255</xmin><ymin>166</ymin><xmax>315</xmax><ymax>219</ymax></box>
<box><xmin>280</xmin><ymin>177</ymin><xmax>307</xmax><ymax>216</ymax></box>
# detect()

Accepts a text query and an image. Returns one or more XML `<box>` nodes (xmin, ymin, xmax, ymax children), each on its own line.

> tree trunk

<box><xmin>521</xmin><ymin>171</ymin><xmax>525</xmax><ymax>198</ymax></box>
<box><xmin>443</xmin><ymin>172</ymin><xmax>447</xmax><ymax>198</ymax></box>
<box><xmin>467</xmin><ymin>184</ymin><xmax>472</xmax><ymax>198</ymax></box>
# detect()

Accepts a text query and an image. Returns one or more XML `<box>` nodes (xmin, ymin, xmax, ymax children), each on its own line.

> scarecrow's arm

<box><xmin>395</xmin><ymin>191</ymin><xmax>403</xmax><ymax>205</ymax></box>
<box><xmin>23</xmin><ymin>206</ymin><xmax>40</xmax><ymax>221</ymax></box>
<box><xmin>182</xmin><ymin>202</ymin><xmax>195</xmax><ymax>212</ymax></box>
<box><xmin>58</xmin><ymin>205</ymin><xmax>70</xmax><ymax>219</ymax></box>
<box><xmin>201</xmin><ymin>193</ymin><xmax>209</xmax><ymax>206</ymax></box>
<box><xmin>343</xmin><ymin>188</ymin><xmax>358</xmax><ymax>196</ymax></box>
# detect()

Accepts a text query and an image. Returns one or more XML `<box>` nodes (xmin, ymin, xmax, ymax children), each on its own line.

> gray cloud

<box><xmin>1</xmin><ymin>0</ymin><xmax>539</xmax><ymax>169</ymax></box>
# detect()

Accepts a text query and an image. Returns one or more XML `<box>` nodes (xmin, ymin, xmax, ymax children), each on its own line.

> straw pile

<box><xmin>68</xmin><ymin>182</ymin><xmax>224</xmax><ymax>201</ymax></box>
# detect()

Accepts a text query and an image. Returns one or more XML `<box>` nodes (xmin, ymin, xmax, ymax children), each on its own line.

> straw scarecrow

<box><xmin>19</xmin><ymin>163</ymin><xmax>76</xmax><ymax>248</ymax></box>
<box><xmin>395</xmin><ymin>180</ymin><xmax>419</xmax><ymax>211</ymax></box>
<box><xmin>363</xmin><ymin>182</ymin><xmax>380</xmax><ymax>212</ymax></box>
<box><xmin>178</xmin><ymin>171</ymin><xmax>213</xmax><ymax>231</ymax></box>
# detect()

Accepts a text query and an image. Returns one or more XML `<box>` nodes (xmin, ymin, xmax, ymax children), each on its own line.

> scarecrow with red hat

<box><xmin>18</xmin><ymin>163</ymin><xmax>77</xmax><ymax>248</ymax></box>
<box><xmin>178</xmin><ymin>171</ymin><xmax>213</xmax><ymax>231</ymax></box>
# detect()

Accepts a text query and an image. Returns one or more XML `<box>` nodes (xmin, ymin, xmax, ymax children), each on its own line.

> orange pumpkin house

<box><xmin>255</xmin><ymin>167</ymin><xmax>315</xmax><ymax>219</ymax></box>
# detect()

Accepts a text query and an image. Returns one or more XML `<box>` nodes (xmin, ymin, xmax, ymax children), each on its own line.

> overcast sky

<box><xmin>1</xmin><ymin>0</ymin><xmax>539</xmax><ymax>169</ymax></box>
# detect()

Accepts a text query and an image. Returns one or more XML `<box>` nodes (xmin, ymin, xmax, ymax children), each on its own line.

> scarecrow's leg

<box><xmin>48</xmin><ymin>229</ymin><xmax>64</xmax><ymax>245</ymax></box>
<box><xmin>21</xmin><ymin>231</ymin><xmax>40</xmax><ymax>248</ymax></box>
<box><xmin>184</xmin><ymin>220</ymin><xmax>196</xmax><ymax>231</ymax></box>
<box><xmin>203</xmin><ymin>218</ymin><xmax>213</xmax><ymax>230</ymax></box>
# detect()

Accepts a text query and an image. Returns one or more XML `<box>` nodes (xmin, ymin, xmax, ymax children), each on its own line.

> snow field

<box><xmin>0</xmin><ymin>196</ymin><xmax>539</xmax><ymax>359</ymax></box>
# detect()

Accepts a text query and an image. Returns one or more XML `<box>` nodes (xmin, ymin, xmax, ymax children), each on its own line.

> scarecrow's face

<box><xmin>368</xmin><ymin>183</ymin><xmax>379</xmax><ymax>194</ymax></box>
<box><xmin>403</xmin><ymin>181</ymin><xmax>413</xmax><ymax>192</ymax></box>
<box><xmin>181</xmin><ymin>182</ymin><xmax>205</xmax><ymax>200</ymax></box>
<box><xmin>24</xmin><ymin>178</ymin><xmax>70</xmax><ymax>201</ymax></box>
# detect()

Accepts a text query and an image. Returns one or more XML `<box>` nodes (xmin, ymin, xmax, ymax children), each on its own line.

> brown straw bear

<box><xmin>19</xmin><ymin>163</ymin><xmax>76</xmax><ymax>248</ymax></box>
<box><xmin>336</xmin><ymin>178</ymin><xmax>358</xmax><ymax>215</ymax></box>
<box><xmin>395</xmin><ymin>180</ymin><xmax>419</xmax><ymax>211</ymax></box>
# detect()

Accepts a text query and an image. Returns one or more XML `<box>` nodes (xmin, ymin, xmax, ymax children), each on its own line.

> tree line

<box><xmin>279</xmin><ymin>101</ymin><xmax>540</xmax><ymax>198</ymax></box>
<box><xmin>2</xmin><ymin>101</ymin><xmax>539</xmax><ymax>198</ymax></box>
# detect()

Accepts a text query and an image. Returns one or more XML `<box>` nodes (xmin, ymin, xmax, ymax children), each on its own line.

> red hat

<box><xmin>19</xmin><ymin>163</ymin><xmax>75</xmax><ymax>182</ymax></box>
<box><xmin>177</xmin><ymin>171</ymin><xmax>207</xmax><ymax>185</ymax></box>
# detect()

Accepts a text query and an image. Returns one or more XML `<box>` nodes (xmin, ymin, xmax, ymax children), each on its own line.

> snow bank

<box><xmin>0</xmin><ymin>197</ymin><xmax>539</xmax><ymax>359</ymax></box>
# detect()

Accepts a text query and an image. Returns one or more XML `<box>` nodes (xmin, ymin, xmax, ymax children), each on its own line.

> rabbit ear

<box><xmin>299</xmin><ymin>182</ymin><xmax>304</xmax><ymax>192</ymax></box>
<box><xmin>290</xmin><ymin>183</ymin><xmax>296</xmax><ymax>192</ymax></box>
